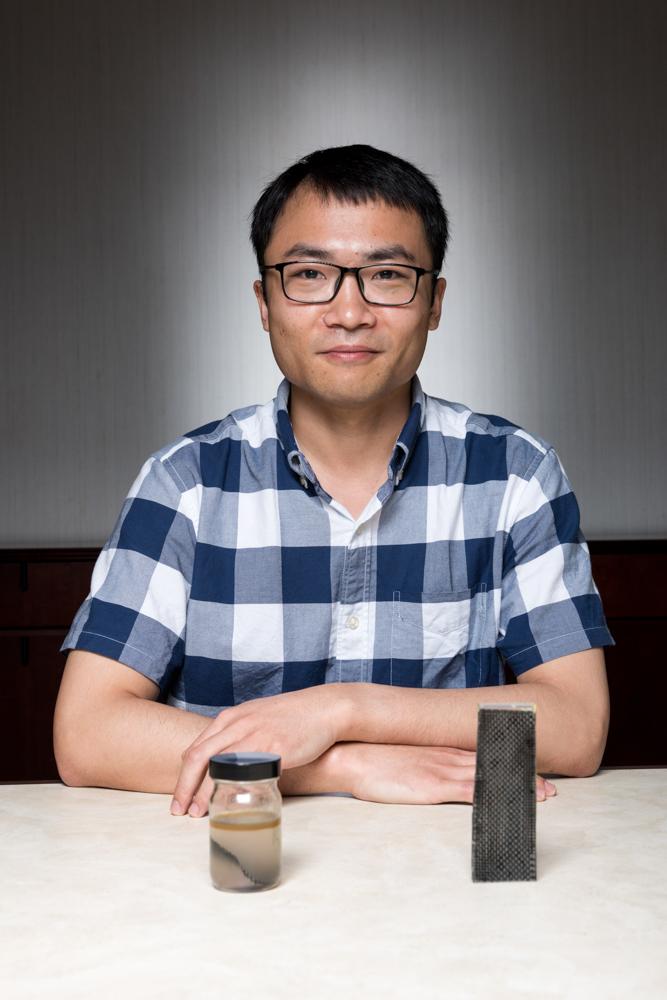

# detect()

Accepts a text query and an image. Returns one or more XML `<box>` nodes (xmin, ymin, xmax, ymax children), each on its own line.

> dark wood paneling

<box><xmin>0</xmin><ymin>633</ymin><xmax>68</xmax><ymax>781</ymax></box>
<box><xmin>589</xmin><ymin>545</ymin><xmax>667</xmax><ymax>765</ymax></box>
<box><xmin>590</xmin><ymin>553</ymin><xmax>667</xmax><ymax>618</ymax></box>
<box><xmin>600</xmin><ymin>619</ymin><xmax>666</xmax><ymax>767</ymax></box>
<box><xmin>0</xmin><ymin>550</ymin><xmax>98</xmax><ymax>782</ymax></box>
<box><xmin>0</xmin><ymin>560</ymin><xmax>98</xmax><ymax>627</ymax></box>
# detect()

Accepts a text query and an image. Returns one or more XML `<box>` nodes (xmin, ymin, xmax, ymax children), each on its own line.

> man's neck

<box><xmin>288</xmin><ymin>380</ymin><xmax>412</xmax><ymax>478</ymax></box>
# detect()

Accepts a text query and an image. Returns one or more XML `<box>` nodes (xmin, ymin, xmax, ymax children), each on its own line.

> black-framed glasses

<box><xmin>260</xmin><ymin>261</ymin><xmax>439</xmax><ymax>306</ymax></box>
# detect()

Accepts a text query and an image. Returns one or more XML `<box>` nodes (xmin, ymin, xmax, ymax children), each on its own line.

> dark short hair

<box><xmin>249</xmin><ymin>144</ymin><xmax>450</xmax><ymax>274</ymax></box>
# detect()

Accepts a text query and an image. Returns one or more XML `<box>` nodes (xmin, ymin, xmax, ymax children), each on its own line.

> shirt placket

<box><xmin>331</xmin><ymin>501</ymin><xmax>379</xmax><ymax>683</ymax></box>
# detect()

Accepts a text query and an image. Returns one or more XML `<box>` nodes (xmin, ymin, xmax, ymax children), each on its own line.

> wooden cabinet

<box><xmin>0</xmin><ymin>557</ymin><xmax>96</xmax><ymax>627</ymax></box>
<box><xmin>1</xmin><ymin>633</ymin><xmax>69</xmax><ymax>781</ymax></box>
<box><xmin>1</xmin><ymin>543</ymin><xmax>665</xmax><ymax>780</ymax></box>
<box><xmin>0</xmin><ymin>549</ymin><xmax>98</xmax><ymax>781</ymax></box>
<box><xmin>601</xmin><ymin>619</ymin><xmax>664</xmax><ymax>766</ymax></box>
<box><xmin>590</xmin><ymin>541</ymin><xmax>667</xmax><ymax>767</ymax></box>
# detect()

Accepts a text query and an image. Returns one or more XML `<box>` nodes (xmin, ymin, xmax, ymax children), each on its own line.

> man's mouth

<box><xmin>321</xmin><ymin>345</ymin><xmax>380</xmax><ymax>360</ymax></box>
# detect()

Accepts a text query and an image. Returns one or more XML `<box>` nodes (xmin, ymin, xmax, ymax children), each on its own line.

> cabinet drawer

<box><xmin>591</xmin><ymin>551</ymin><xmax>667</xmax><ymax>618</ymax></box>
<box><xmin>0</xmin><ymin>632</ymin><xmax>68</xmax><ymax>781</ymax></box>
<box><xmin>0</xmin><ymin>559</ymin><xmax>96</xmax><ymax>628</ymax></box>
<box><xmin>601</xmin><ymin>618</ymin><xmax>666</xmax><ymax>766</ymax></box>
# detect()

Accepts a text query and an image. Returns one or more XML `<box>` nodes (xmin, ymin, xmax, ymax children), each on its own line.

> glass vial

<box><xmin>208</xmin><ymin>752</ymin><xmax>282</xmax><ymax>892</ymax></box>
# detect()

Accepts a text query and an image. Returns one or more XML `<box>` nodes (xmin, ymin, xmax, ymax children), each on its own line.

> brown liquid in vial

<box><xmin>210</xmin><ymin>809</ymin><xmax>281</xmax><ymax>892</ymax></box>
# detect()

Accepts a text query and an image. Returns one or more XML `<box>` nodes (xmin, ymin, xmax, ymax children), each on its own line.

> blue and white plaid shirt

<box><xmin>61</xmin><ymin>375</ymin><xmax>614</xmax><ymax>715</ymax></box>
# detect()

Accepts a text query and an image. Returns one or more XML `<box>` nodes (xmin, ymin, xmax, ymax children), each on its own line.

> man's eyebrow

<box><xmin>281</xmin><ymin>242</ymin><xmax>418</xmax><ymax>263</ymax></box>
<box><xmin>364</xmin><ymin>244</ymin><xmax>418</xmax><ymax>263</ymax></box>
<box><xmin>281</xmin><ymin>244</ymin><xmax>333</xmax><ymax>260</ymax></box>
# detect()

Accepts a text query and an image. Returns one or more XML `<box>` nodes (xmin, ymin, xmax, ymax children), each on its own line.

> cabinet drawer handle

<box><xmin>20</xmin><ymin>636</ymin><xmax>29</xmax><ymax>665</ymax></box>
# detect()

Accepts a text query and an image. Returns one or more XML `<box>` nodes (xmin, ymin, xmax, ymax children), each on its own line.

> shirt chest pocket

<box><xmin>390</xmin><ymin>588</ymin><xmax>473</xmax><ymax>683</ymax></box>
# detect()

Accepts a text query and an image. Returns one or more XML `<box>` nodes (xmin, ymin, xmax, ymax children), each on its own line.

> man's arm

<box><xmin>54</xmin><ymin>650</ymin><xmax>350</xmax><ymax>796</ymax></box>
<box><xmin>336</xmin><ymin>648</ymin><xmax>610</xmax><ymax>777</ymax></box>
<box><xmin>54</xmin><ymin>650</ymin><xmax>556</xmax><ymax>810</ymax></box>
<box><xmin>141</xmin><ymin>639</ymin><xmax>596</xmax><ymax>810</ymax></box>
<box><xmin>54</xmin><ymin>650</ymin><xmax>212</xmax><ymax>791</ymax></box>
<box><xmin>167</xmin><ymin>652</ymin><xmax>568</xmax><ymax>813</ymax></box>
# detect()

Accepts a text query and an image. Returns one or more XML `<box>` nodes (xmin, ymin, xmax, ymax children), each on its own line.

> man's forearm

<box><xmin>57</xmin><ymin>691</ymin><xmax>350</xmax><ymax>797</ymax></box>
<box><xmin>56</xmin><ymin>693</ymin><xmax>213</xmax><ymax>793</ymax></box>
<box><xmin>336</xmin><ymin>679</ymin><xmax>600</xmax><ymax>776</ymax></box>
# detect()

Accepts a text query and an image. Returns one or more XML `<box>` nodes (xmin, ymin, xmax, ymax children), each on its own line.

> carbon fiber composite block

<box><xmin>471</xmin><ymin>703</ymin><xmax>537</xmax><ymax>882</ymax></box>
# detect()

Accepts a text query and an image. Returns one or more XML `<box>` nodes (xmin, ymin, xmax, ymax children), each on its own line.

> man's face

<box><xmin>253</xmin><ymin>184</ymin><xmax>446</xmax><ymax>410</ymax></box>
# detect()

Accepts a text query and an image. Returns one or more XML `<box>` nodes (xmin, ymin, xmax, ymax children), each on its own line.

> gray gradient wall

<box><xmin>1</xmin><ymin>0</ymin><xmax>665</xmax><ymax>546</ymax></box>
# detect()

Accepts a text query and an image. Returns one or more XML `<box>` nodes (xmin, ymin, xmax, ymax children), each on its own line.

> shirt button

<box><xmin>346</xmin><ymin>615</ymin><xmax>360</xmax><ymax>630</ymax></box>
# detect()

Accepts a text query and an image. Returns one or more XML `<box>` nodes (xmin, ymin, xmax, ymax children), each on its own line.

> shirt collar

<box><xmin>273</xmin><ymin>375</ymin><xmax>426</xmax><ymax>487</ymax></box>
<box><xmin>274</xmin><ymin>379</ymin><xmax>307</xmax><ymax>481</ymax></box>
<box><xmin>389</xmin><ymin>374</ymin><xmax>426</xmax><ymax>483</ymax></box>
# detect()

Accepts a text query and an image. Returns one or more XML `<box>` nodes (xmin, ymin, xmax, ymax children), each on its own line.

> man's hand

<box><xmin>340</xmin><ymin>742</ymin><xmax>557</xmax><ymax>805</ymax></box>
<box><xmin>170</xmin><ymin>684</ymin><xmax>346</xmax><ymax>817</ymax></box>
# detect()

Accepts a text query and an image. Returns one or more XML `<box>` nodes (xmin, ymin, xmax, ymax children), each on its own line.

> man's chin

<box><xmin>296</xmin><ymin>380</ymin><xmax>401</xmax><ymax>412</ymax></box>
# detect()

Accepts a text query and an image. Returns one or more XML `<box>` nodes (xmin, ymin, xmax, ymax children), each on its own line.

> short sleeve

<box><xmin>496</xmin><ymin>446</ymin><xmax>615</xmax><ymax>676</ymax></box>
<box><xmin>60</xmin><ymin>453</ymin><xmax>198</xmax><ymax>699</ymax></box>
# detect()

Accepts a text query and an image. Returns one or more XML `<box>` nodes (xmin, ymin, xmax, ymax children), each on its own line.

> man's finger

<box><xmin>184</xmin><ymin>708</ymin><xmax>234</xmax><ymax>757</ymax></box>
<box><xmin>186</xmin><ymin>773</ymin><xmax>215</xmax><ymax>819</ymax></box>
<box><xmin>537</xmin><ymin>775</ymin><xmax>557</xmax><ymax>793</ymax></box>
<box><xmin>439</xmin><ymin>747</ymin><xmax>477</xmax><ymax>765</ymax></box>
<box><xmin>172</xmin><ymin>724</ymin><xmax>268</xmax><ymax>815</ymax></box>
<box><xmin>536</xmin><ymin>776</ymin><xmax>557</xmax><ymax>801</ymax></box>
<box><xmin>438</xmin><ymin>779</ymin><xmax>475</xmax><ymax>804</ymax></box>
<box><xmin>171</xmin><ymin>735</ymin><xmax>232</xmax><ymax>815</ymax></box>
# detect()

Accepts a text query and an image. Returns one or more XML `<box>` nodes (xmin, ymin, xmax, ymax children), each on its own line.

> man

<box><xmin>54</xmin><ymin>144</ymin><xmax>614</xmax><ymax>817</ymax></box>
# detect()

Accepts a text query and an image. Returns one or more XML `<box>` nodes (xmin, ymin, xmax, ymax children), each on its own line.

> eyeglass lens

<box><xmin>282</xmin><ymin>263</ymin><xmax>418</xmax><ymax>304</ymax></box>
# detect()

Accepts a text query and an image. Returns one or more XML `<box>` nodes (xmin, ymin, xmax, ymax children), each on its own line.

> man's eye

<box><xmin>373</xmin><ymin>269</ymin><xmax>401</xmax><ymax>280</ymax></box>
<box><xmin>295</xmin><ymin>268</ymin><xmax>325</xmax><ymax>280</ymax></box>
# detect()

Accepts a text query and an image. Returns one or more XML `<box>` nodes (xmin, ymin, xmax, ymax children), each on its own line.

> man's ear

<box><xmin>253</xmin><ymin>278</ymin><xmax>270</xmax><ymax>332</ymax></box>
<box><xmin>428</xmin><ymin>276</ymin><xmax>446</xmax><ymax>331</ymax></box>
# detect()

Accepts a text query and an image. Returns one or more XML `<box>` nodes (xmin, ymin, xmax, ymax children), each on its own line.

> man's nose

<box><xmin>322</xmin><ymin>272</ymin><xmax>375</xmax><ymax>327</ymax></box>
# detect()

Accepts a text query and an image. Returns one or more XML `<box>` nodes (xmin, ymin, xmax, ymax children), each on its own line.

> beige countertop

<box><xmin>1</xmin><ymin>769</ymin><xmax>666</xmax><ymax>999</ymax></box>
